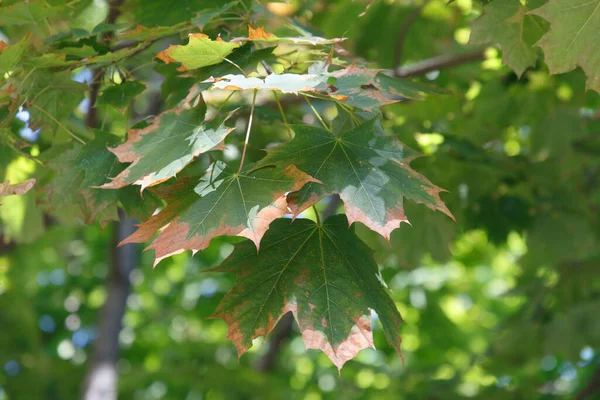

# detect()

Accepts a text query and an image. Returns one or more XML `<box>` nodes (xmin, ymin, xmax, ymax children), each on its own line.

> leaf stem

<box><xmin>215</xmin><ymin>91</ymin><xmax>236</xmax><ymax>115</ymax></box>
<box><xmin>312</xmin><ymin>204</ymin><xmax>322</xmax><ymax>225</ymax></box>
<box><xmin>238</xmin><ymin>89</ymin><xmax>258</xmax><ymax>173</ymax></box>
<box><xmin>31</xmin><ymin>105</ymin><xmax>86</xmax><ymax>144</ymax></box>
<box><xmin>339</xmin><ymin>103</ymin><xmax>361</xmax><ymax>126</ymax></box>
<box><xmin>223</xmin><ymin>57</ymin><xmax>247</xmax><ymax>76</ymax></box>
<box><xmin>273</xmin><ymin>91</ymin><xmax>292</xmax><ymax>138</ymax></box>
<box><xmin>304</xmin><ymin>96</ymin><xmax>330</xmax><ymax>131</ymax></box>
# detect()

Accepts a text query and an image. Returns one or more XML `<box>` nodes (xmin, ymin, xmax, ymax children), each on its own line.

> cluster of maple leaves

<box><xmin>88</xmin><ymin>26</ymin><xmax>454</xmax><ymax>368</ymax></box>
<box><xmin>1</xmin><ymin>0</ymin><xmax>599</xmax><ymax>370</ymax></box>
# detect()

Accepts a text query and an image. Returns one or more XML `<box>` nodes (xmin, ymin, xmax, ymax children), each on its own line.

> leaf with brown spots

<box><xmin>209</xmin><ymin>215</ymin><xmax>403</xmax><ymax>370</ymax></box>
<box><xmin>122</xmin><ymin>161</ymin><xmax>316</xmax><ymax>267</ymax></box>
<box><xmin>254</xmin><ymin>119</ymin><xmax>454</xmax><ymax>240</ymax></box>
<box><xmin>101</xmin><ymin>105</ymin><xmax>235</xmax><ymax>192</ymax></box>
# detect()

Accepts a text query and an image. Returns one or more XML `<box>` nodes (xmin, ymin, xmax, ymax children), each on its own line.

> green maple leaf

<box><xmin>19</xmin><ymin>71</ymin><xmax>86</xmax><ymax>130</ymax></box>
<box><xmin>0</xmin><ymin>34</ymin><xmax>30</xmax><ymax>76</ymax></box>
<box><xmin>101</xmin><ymin>106</ymin><xmax>235</xmax><ymax>191</ymax></box>
<box><xmin>46</xmin><ymin>132</ymin><xmax>160</xmax><ymax>226</ymax></box>
<box><xmin>530</xmin><ymin>0</ymin><xmax>600</xmax><ymax>92</ymax></box>
<box><xmin>469</xmin><ymin>0</ymin><xmax>548</xmax><ymax>77</ymax></box>
<box><xmin>122</xmin><ymin>161</ymin><xmax>316</xmax><ymax>266</ymax></box>
<box><xmin>255</xmin><ymin>119</ymin><xmax>454</xmax><ymax>240</ymax></box>
<box><xmin>156</xmin><ymin>33</ymin><xmax>240</xmax><ymax>71</ymax></box>
<box><xmin>209</xmin><ymin>215</ymin><xmax>403</xmax><ymax>370</ymax></box>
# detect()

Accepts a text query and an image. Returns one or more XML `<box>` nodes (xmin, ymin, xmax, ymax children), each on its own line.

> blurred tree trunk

<box><xmin>83</xmin><ymin>211</ymin><xmax>136</xmax><ymax>400</ymax></box>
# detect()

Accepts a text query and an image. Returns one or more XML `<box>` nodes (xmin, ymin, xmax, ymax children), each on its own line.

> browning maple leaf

<box><xmin>209</xmin><ymin>215</ymin><xmax>403</xmax><ymax>370</ymax></box>
<box><xmin>254</xmin><ymin>119</ymin><xmax>454</xmax><ymax>240</ymax></box>
<box><xmin>122</xmin><ymin>161</ymin><xmax>317</xmax><ymax>266</ymax></box>
<box><xmin>101</xmin><ymin>106</ymin><xmax>235</xmax><ymax>192</ymax></box>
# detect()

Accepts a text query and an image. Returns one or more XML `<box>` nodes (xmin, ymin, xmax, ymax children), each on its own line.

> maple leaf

<box><xmin>20</xmin><ymin>71</ymin><xmax>86</xmax><ymax>130</ymax></box>
<box><xmin>0</xmin><ymin>34</ymin><xmax>29</xmax><ymax>76</ymax></box>
<box><xmin>320</xmin><ymin>65</ymin><xmax>448</xmax><ymax>110</ymax></box>
<box><xmin>46</xmin><ymin>132</ymin><xmax>160</xmax><ymax>226</ymax></box>
<box><xmin>101</xmin><ymin>106</ymin><xmax>235</xmax><ymax>192</ymax></box>
<box><xmin>0</xmin><ymin>179</ymin><xmax>35</xmax><ymax>199</ymax></box>
<box><xmin>156</xmin><ymin>33</ymin><xmax>240</xmax><ymax>71</ymax></box>
<box><xmin>530</xmin><ymin>0</ymin><xmax>600</xmax><ymax>92</ymax></box>
<box><xmin>209</xmin><ymin>215</ymin><xmax>403</xmax><ymax>370</ymax></box>
<box><xmin>469</xmin><ymin>0</ymin><xmax>547</xmax><ymax>77</ymax></box>
<box><xmin>122</xmin><ymin>161</ymin><xmax>316</xmax><ymax>266</ymax></box>
<box><xmin>255</xmin><ymin>119</ymin><xmax>454</xmax><ymax>240</ymax></box>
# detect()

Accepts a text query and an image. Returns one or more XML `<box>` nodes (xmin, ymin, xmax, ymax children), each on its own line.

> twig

<box><xmin>238</xmin><ymin>89</ymin><xmax>258</xmax><ymax>173</ymax></box>
<box><xmin>394</xmin><ymin>49</ymin><xmax>485</xmax><ymax>78</ymax></box>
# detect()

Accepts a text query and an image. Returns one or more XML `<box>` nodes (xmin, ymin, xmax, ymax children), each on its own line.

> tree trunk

<box><xmin>83</xmin><ymin>210</ymin><xmax>137</xmax><ymax>400</ymax></box>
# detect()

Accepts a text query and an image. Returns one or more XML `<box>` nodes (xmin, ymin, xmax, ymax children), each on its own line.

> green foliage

<box><xmin>0</xmin><ymin>0</ymin><xmax>599</xmax><ymax>398</ymax></box>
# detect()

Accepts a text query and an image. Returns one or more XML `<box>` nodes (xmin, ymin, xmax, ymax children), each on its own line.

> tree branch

<box><xmin>575</xmin><ymin>366</ymin><xmax>600</xmax><ymax>400</ymax></box>
<box><xmin>85</xmin><ymin>0</ymin><xmax>126</xmax><ymax>129</ymax></box>
<box><xmin>393</xmin><ymin>4</ymin><xmax>427</xmax><ymax>75</ymax></box>
<box><xmin>394</xmin><ymin>49</ymin><xmax>485</xmax><ymax>78</ymax></box>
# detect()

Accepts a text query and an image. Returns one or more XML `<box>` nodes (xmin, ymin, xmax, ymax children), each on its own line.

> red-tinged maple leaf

<box><xmin>121</xmin><ymin>161</ymin><xmax>317</xmax><ymax>267</ymax></box>
<box><xmin>100</xmin><ymin>106</ymin><xmax>235</xmax><ymax>192</ymax></box>
<box><xmin>209</xmin><ymin>215</ymin><xmax>403</xmax><ymax>370</ymax></box>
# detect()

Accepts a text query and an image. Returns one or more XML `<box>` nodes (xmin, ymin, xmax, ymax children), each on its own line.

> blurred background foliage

<box><xmin>1</xmin><ymin>0</ymin><xmax>599</xmax><ymax>399</ymax></box>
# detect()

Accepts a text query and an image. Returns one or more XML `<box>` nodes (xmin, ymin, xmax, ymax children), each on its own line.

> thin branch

<box><xmin>394</xmin><ymin>49</ymin><xmax>485</xmax><ymax>78</ymax></box>
<box><xmin>393</xmin><ymin>4</ymin><xmax>427</xmax><ymax>74</ymax></box>
<box><xmin>238</xmin><ymin>89</ymin><xmax>258</xmax><ymax>173</ymax></box>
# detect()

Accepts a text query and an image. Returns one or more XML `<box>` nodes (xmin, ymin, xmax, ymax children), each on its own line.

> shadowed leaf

<box><xmin>210</xmin><ymin>215</ymin><xmax>403</xmax><ymax>370</ymax></box>
<box><xmin>470</xmin><ymin>0</ymin><xmax>548</xmax><ymax>77</ymax></box>
<box><xmin>530</xmin><ymin>0</ymin><xmax>600</xmax><ymax>92</ymax></box>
